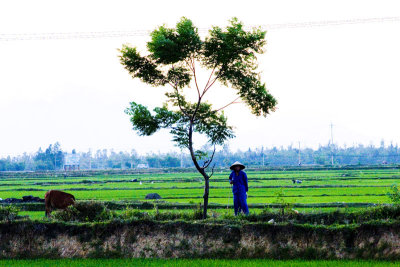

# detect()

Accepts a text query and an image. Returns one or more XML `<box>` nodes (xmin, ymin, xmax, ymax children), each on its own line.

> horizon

<box><xmin>2</xmin><ymin>139</ymin><xmax>399</xmax><ymax>159</ymax></box>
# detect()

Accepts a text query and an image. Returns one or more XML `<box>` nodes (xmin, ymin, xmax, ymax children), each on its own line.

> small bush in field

<box><xmin>0</xmin><ymin>205</ymin><xmax>19</xmax><ymax>222</ymax></box>
<box><xmin>52</xmin><ymin>201</ymin><xmax>114</xmax><ymax>222</ymax></box>
<box><xmin>74</xmin><ymin>201</ymin><xmax>114</xmax><ymax>221</ymax></box>
<box><xmin>273</xmin><ymin>189</ymin><xmax>294</xmax><ymax>217</ymax></box>
<box><xmin>387</xmin><ymin>184</ymin><xmax>400</xmax><ymax>204</ymax></box>
<box><xmin>192</xmin><ymin>203</ymin><xmax>203</xmax><ymax>220</ymax></box>
<box><xmin>356</xmin><ymin>205</ymin><xmax>400</xmax><ymax>221</ymax></box>
<box><xmin>52</xmin><ymin>206</ymin><xmax>79</xmax><ymax>222</ymax></box>
<box><xmin>120</xmin><ymin>208</ymin><xmax>151</xmax><ymax>220</ymax></box>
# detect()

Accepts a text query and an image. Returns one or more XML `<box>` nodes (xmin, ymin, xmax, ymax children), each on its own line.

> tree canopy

<box><xmin>120</xmin><ymin>17</ymin><xmax>276</xmax><ymax>152</ymax></box>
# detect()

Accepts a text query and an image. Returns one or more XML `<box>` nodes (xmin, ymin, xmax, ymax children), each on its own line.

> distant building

<box><xmin>136</xmin><ymin>163</ymin><xmax>149</xmax><ymax>169</ymax></box>
<box><xmin>64</xmin><ymin>153</ymin><xmax>80</xmax><ymax>171</ymax></box>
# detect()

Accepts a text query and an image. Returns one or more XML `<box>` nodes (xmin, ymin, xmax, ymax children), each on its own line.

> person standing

<box><xmin>229</xmin><ymin>161</ymin><xmax>249</xmax><ymax>215</ymax></box>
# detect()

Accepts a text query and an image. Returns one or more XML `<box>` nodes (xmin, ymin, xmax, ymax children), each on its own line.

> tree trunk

<box><xmin>203</xmin><ymin>176</ymin><xmax>210</xmax><ymax>219</ymax></box>
<box><xmin>187</xmin><ymin>121</ymin><xmax>211</xmax><ymax>219</ymax></box>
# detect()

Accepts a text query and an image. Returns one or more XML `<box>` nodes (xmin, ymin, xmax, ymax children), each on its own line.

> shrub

<box><xmin>273</xmin><ymin>189</ymin><xmax>294</xmax><ymax>217</ymax></box>
<box><xmin>0</xmin><ymin>205</ymin><xmax>19</xmax><ymax>222</ymax></box>
<box><xmin>192</xmin><ymin>203</ymin><xmax>203</xmax><ymax>220</ymax></box>
<box><xmin>119</xmin><ymin>208</ymin><xmax>151</xmax><ymax>220</ymax></box>
<box><xmin>355</xmin><ymin>205</ymin><xmax>400</xmax><ymax>222</ymax></box>
<box><xmin>52</xmin><ymin>206</ymin><xmax>79</xmax><ymax>222</ymax></box>
<box><xmin>52</xmin><ymin>201</ymin><xmax>115</xmax><ymax>222</ymax></box>
<box><xmin>387</xmin><ymin>184</ymin><xmax>400</xmax><ymax>204</ymax></box>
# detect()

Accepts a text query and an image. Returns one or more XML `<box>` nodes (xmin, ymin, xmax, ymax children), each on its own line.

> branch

<box><xmin>175</xmin><ymin>94</ymin><xmax>189</xmax><ymax>118</ymax></box>
<box><xmin>185</xmin><ymin>59</ymin><xmax>194</xmax><ymax>73</ymax></box>
<box><xmin>188</xmin><ymin>121</ymin><xmax>206</xmax><ymax>175</ymax></box>
<box><xmin>191</xmin><ymin>96</ymin><xmax>202</xmax><ymax>122</ymax></box>
<box><xmin>190</xmin><ymin>57</ymin><xmax>201</xmax><ymax>99</ymax></box>
<box><xmin>191</xmin><ymin>73</ymin><xmax>203</xmax><ymax>122</ymax></box>
<box><xmin>167</xmin><ymin>82</ymin><xmax>189</xmax><ymax>118</ymax></box>
<box><xmin>204</xmin><ymin>145</ymin><xmax>216</xmax><ymax>169</ymax></box>
<box><xmin>202</xmin><ymin>67</ymin><xmax>216</xmax><ymax>95</ymax></box>
<box><xmin>208</xmin><ymin>163</ymin><xmax>216</xmax><ymax>178</ymax></box>
<box><xmin>202</xmin><ymin>72</ymin><xmax>221</xmax><ymax>97</ymax></box>
<box><xmin>214</xmin><ymin>96</ymin><xmax>241</xmax><ymax>112</ymax></box>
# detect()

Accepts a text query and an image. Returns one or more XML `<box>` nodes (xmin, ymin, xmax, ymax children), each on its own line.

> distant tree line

<box><xmin>0</xmin><ymin>143</ymin><xmax>64</xmax><ymax>171</ymax></box>
<box><xmin>211</xmin><ymin>140</ymin><xmax>400</xmax><ymax>167</ymax></box>
<box><xmin>1</xmin><ymin>140</ymin><xmax>400</xmax><ymax>171</ymax></box>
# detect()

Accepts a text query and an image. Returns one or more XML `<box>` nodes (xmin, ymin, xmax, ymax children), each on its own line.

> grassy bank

<box><xmin>1</xmin><ymin>259</ymin><xmax>400</xmax><ymax>267</ymax></box>
<box><xmin>1</xmin><ymin>219</ymin><xmax>400</xmax><ymax>259</ymax></box>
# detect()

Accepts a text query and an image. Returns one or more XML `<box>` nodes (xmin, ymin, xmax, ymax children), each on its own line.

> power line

<box><xmin>0</xmin><ymin>30</ymin><xmax>152</xmax><ymax>41</ymax></box>
<box><xmin>1</xmin><ymin>16</ymin><xmax>399</xmax><ymax>41</ymax></box>
<box><xmin>263</xmin><ymin>16</ymin><xmax>400</xmax><ymax>30</ymax></box>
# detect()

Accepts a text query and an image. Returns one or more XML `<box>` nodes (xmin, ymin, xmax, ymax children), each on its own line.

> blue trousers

<box><xmin>233</xmin><ymin>192</ymin><xmax>249</xmax><ymax>215</ymax></box>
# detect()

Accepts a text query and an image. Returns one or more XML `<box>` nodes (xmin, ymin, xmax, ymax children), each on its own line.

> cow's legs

<box><xmin>45</xmin><ymin>207</ymin><xmax>51</xmax><ymax>217</ymax></box>
<box><xmin>45</xmin><ymin>197</ymin><xmax>52</xmax><ymax>217</ymax></box>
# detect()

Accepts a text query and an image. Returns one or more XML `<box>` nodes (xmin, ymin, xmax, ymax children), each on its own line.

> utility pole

<box><xmin>330</xmin><ymin>122</ymin><xmax>334</xmax><ymax>166</ymax></box>
<box><xmin>298</xmin><ymin>141</ymin><xmax>301</xmax><ymax>166</ymax></box>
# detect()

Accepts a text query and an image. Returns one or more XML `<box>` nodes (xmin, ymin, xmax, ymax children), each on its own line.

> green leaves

<box><xmin>220</xmin><ymin>68</ymin><xmax>277</xmax><ymax>116</ymax></box>
<box><xmin>125</xmin><ymin>100</ymin><xmax>234</xmax><ymax>149</ymax></box>
<box><xmin>124</xmin><ymin>102</ymin><xmax>181</xmax><ymax>136</ymax></box>
<box><xmin>202</xmin><ymin>18</ymin><xmax>276</xmax><ymax>117</ymax></box>
<box><xmin>124</xmin><ymin>102</ymin><xmax>160</xmax><ymax>136</ymax></box>
<box><xmin>119</xmin><ymin>46</ymin><xmax>166</xmax><ymax>86</ymax></box>
<box><xmin>120</xmin><ymin>17</ymin><xmax>202</xmax><ymax>89</ymax></box>
<box><xmin>193</xmin><ymin>102</ymin><xmax>235</xmax><ymax>145</ymax></box>
<box><xmin>121</xmin><ymin>17</ymin><xmax>277</xmax><ymax>158</ymax></box>
<box><xmin>387</xmin><ymin>184</ymin><xmax>400</xmax><ymax>204</ymax></box>
<box><xmin>147</xmin><ymin>26</ymin><xmax>180</xmax><ymax>64</ymax></box>
<box><xmin>202</xmin><ymin>17</ymin><xmax>265</xmax><ymax>69</ymax></box>
<box><xmin>176</xmin><ymin>17</ymin><xmax>202</xmax><ymax>57</ymax></box>
<box><xmin>147</xmin><ymin>17</ymin><xmax>202</xmax><ymax>64</ymax></box>
<box><xmin>194</xmin><ymin>150</ymin><xmax>208</xmax><ymax>160</ymax></box>
<box><xmin>167</xmin><ymin>66</ymin><xmax>191</xmax><ymax>89</ymax></box>
<box><xmin>125</xmin><ymin>101</ymin><xmax>189</xmax><ymax>148</ymax></box>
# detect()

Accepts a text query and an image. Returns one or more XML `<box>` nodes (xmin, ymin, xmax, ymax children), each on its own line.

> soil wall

<box><xmin>1</xmin><ymin>220</ymin><xmax>400</xmax><ymax>259</ymax></box>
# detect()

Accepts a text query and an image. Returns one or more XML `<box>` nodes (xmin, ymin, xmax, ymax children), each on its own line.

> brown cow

<box><xmin>45</xmin><ymin>190</ymin><xmax>75</xmax><ymax>217</ymax></box>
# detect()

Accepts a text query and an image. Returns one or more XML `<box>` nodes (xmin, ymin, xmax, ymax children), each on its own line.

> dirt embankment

<box><xmin>0</xmin><ymin>220</ymin><xmax>400</xmax><ymax>259</ymax></box>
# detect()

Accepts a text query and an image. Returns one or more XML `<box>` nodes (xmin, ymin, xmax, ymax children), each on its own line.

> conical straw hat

<box><xmin>230</xmin><ymin>161</ymin><xmax>245</xmax><ymax>170</ymax></box>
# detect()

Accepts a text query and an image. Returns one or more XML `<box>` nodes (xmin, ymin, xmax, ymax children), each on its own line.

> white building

<box><xmin>136</xmin><ymin>163</ymin><xmax>149</xmax><ymax>169</ymax></box>
<box><xmin>64</xmin><ymin>153</ymin><xmax>80</xmax><ymax>171</ymax></box>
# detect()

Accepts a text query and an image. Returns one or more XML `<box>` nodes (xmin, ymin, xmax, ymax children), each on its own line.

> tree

<box><xmin>52</xmin><ymin>142</ymin><xmax>63</xmax><ymax>170</ymax></box>
<box><xmin>33</xmin><ymin>143</ymin><xmax>64</xmax><ymax>171</ymax></box>
<box><xmin>119</xmin><ymin>17</ymin><xmax>277</xmax><ymax>218</ymax></box>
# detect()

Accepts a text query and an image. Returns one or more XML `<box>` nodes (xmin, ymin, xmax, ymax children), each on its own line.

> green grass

<box><xmin>19</xmin><ymin>206</ymin><xmax>371</xmax><ymax>221</ymax></box>
<box><xmin>18</xmin><ymin>211</ymin><xmax>46</xmax><ymax>220</ymax></box>
<box><xmin>1</xmin><ymin>259</ymin><xmax>400</xmax><ymax>267</ymax></box>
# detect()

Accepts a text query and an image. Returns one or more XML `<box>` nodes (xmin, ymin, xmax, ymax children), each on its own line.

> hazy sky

<box><xmin>1</xmin><ymin>0</ymin><xmax>400</xmax><ymax>157</ymax></box>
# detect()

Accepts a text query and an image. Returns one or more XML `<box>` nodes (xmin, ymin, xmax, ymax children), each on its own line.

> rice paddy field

<box><xmin>1</xmin><ymin>167</ymin><xmax>400</xmax><ymax>218</ymax></box>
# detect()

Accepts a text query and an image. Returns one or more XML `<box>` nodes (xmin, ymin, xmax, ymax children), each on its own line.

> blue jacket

<box><xmin>229</xmin><ymin>170</ymin><xmax>248</xmax><ymax>194</ymax></box>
